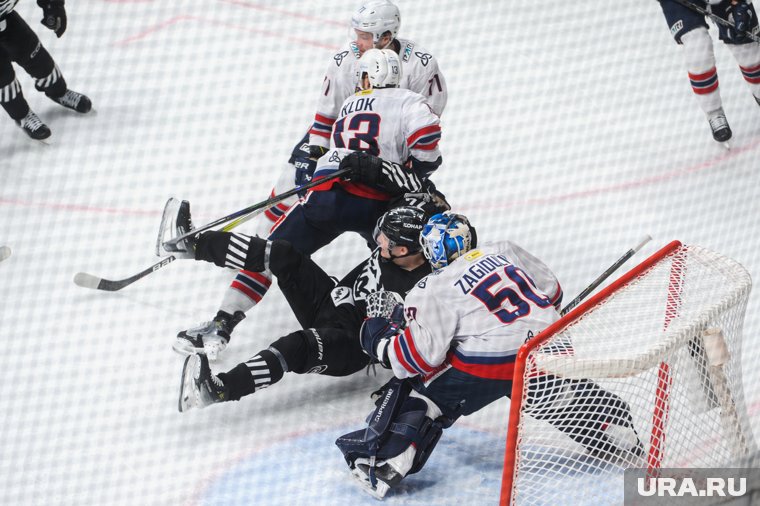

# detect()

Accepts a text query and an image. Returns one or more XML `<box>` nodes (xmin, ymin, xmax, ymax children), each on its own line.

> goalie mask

<box><xmin>351</xmin><ymin>0</ymin><xmax>401</xmax><ymax>46</ymax></box>
<box><xmin>358</xmin><ymin>48</ymin><xmax>402</xmax><ymax>89</ymax></box>
<box><xmin>420</xmin><ymin>212</ymin><xmax>477</xmax><ymax>271</ymax></box>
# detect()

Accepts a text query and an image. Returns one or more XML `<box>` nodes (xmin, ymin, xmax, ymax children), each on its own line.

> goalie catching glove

<box><xmin>360</xmin><ymin>303</ymin><xmax>405</xmax><ymax>368</ymax></box>
<box><xmin>339</xmin><ymin>151</ymin><xmax>422</xmax><ymax>196</ymax></box>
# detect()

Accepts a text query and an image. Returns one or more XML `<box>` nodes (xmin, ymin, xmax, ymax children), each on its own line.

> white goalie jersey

<box><xmin>308</xmin><ymin>39</ymin><xmax>447</xmax><ymax>148</ymax></box>
<box><xmin>387</xmin><ymin>241</ymin><xmax>563</xmax><ymax>381</ymax></box>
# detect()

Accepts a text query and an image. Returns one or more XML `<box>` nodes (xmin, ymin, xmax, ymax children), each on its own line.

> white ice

<box><xmin>1</xmin><ymin>1</ymin><xmax>759</xmax><ymax>505</ymax></box>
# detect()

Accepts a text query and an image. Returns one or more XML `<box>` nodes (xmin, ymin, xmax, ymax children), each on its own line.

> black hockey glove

<box><xmin>38</xmin><ymin>0</ymin><xmax>66</xmax><ymax>37</ymax></box>
<box><xmin>359</xmin><ymin>316</ymin><xmax>402</xmax><ymax>368</ymax></box>
<box><xmin>339</xmin><ymin>151</ymin><xmax>423</xmax><ymax>196</ymax></box>
<box><xmin>730</xmin><ymin>1</ymin><xmax>753</xmax><ymax>43</ymax></box>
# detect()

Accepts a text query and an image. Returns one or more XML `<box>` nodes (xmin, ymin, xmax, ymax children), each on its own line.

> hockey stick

<box><xmin>560</xmin><ymin>235</ymin><xmax>652</xmax><ymax>316</ymax></box>
<box><xmin>671</xmin><ymin>0</ymin><xmax>760</xmax><ymax>43</ymax></box>
<box><xmin>162</xmin><ymin>167</ymin><xmax>352</xmax><ymax>250</ymax></box>
<box><xmin>73</xmin><ymin>169</ymin><xmax>351</xmax><ymax>292</ymax></box>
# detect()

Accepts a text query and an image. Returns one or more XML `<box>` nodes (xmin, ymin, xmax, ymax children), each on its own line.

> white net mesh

<box><xmin>508</xmin><ymin>243</ymin><xmax>756</xmax><ymax>506</ymax></box>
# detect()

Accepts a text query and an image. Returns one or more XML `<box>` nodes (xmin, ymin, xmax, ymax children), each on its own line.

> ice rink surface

<box><xmin>1</xmin><ymin>1</ymin><xmax>759</xmax><ymax>505</ymax></box>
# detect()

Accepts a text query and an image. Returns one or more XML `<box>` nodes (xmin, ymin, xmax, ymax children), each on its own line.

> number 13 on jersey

<box><xmin>332</xmin><ymin>112</ymin><xmax>381</xmax><ymax>155</ymax></box>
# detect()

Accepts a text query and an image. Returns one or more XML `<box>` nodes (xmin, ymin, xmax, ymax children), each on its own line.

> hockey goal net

<box><xmin>500</xmin><ymin>240</ymin><xmax>756</xmax><ymax>505</ymax></box>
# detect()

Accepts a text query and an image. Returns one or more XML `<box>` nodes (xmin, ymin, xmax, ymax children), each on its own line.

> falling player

<box><xmin>657</xmin><ymin>0</ymin><xmax>760</xmax><ymax>143</ymax></box>
<box><xmin>169</xmin><ymin>207</ymin><xmax>438</xmax><ymax>411</ymax></box>
<box><xmin>335</xmin><ymin>212</ymin><xmax>644</xmax><ymax>499</ymax></box>
<box><xmin>0</xmin><ymin>0</ymin><xmax>91</xmax><ymax>140</ymax></box>
<box><xmin>162</xmin><ymin>48</ymin><xmax>444</xmax><ymax>360</ymax></box>
<box><xmin>179</xmin><ymin>0</ymin><xmax>448</xmax><ymax>357</ymax></box>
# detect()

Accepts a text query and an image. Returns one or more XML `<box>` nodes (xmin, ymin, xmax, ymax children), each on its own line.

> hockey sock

<box><xmin>681</xmin><ymin>28</ymin><xmax>722</xmax><ymax>114</ymax></box>
<box><xmin>222</xmin><ymin>270</ymin><xmax>272</xmax><ymax>314</ymax></box>
<box><xmin>727</xmin><ymin>43</ymin><xmax>760</xmax><ymax>100</ymax></box>
<box><xmin>0</xmin><ymin>79</ymin><xmax>29</xmax><ymax>120</ymax></box>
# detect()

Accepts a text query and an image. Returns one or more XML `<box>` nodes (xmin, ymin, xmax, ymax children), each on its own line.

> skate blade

<box><xmin>349</xmin><ymin>467</ymin><xmax>391</xmax><ymax>499</ymax></box>
<box><xmin>156</xmin><ymin>198</ymin><xmax>181</xmax><ymax>257</ymax></box>
<box><xmin>178</xmin><ymin>354</ymin><xmax>198</xmax><ymax>412</ymax></box>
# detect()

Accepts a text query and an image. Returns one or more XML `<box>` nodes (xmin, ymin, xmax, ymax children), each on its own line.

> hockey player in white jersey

<box><xmin>336</xmin><ymin>212</ymin><xmax>644</xmax><ymax>499</ymax></box>
<box><xmin>166</xmin><ymin>48</ymin><xmax>444</xmax><ymax>360</ymax></box>
<box><xmin>212</xmin><ymin>0</ymin><xmax>448</xmax><ymax>334</ymax></box>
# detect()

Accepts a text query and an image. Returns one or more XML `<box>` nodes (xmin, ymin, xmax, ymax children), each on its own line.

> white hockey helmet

<box><xmin>351</xmin><ymin>0</ymin><xmax>401</xmax><ymax>45</ymax></box>
<box><xmin>358</xmin><ymin>48</ymin><xmax>402</xmax><ymax>89</ymax></box>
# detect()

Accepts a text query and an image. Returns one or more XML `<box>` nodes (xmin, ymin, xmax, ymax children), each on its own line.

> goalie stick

<box><xmin>0</xmin><ymin>245</ymin><xmax>11</xmax><ymax>263</ymax></box>
<box><xmin>672</xmin><ymin>0</ymin><xmax>760</xmax><ymax>43</ymax></box>
<box><xmin>73</xmin><ymin>168</ymin><xmax>351</xmax><ymax>292</ymax></box>
<box><xmin>560</xmin><ymin>235</ymin><xmax>652</xmax><ymax>316</ymax></box>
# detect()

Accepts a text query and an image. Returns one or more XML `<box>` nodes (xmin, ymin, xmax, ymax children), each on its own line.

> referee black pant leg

<box><xmin>1</xmin><ymin>12</ymin><xmax>66</xmax><ymax>98</ymax></box>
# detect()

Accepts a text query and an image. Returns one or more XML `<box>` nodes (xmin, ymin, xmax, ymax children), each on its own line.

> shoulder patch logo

<box><xmin>334</xmin><ymin>50</ymin><xmax>350</xmax><ymax>67</ymax></box>
<box><xmin>349</xmin><ymin>41</ymin><xmax>361</xmax><ymax>59</ymax></box>
<box><xmin>414</xmin><ymin>51</ymin><xmax>432</xmax><ymax>66</ymax></box>
<box><xmin>329</xmin><ymin>150</ymin><xmax>341</xmax><ymax>163</ymax></box>
<box><xmin>464</xmin><ymin>250</ymin><xmax>482</xmax><ymax>261</ymax></box>
<box><xmin>402</xmin><ymin>43</ymin><xmax>414</xmax><ymax>62</ymax></box>
<box><xmin>330</xmin><ymin>285</ymin><xmax>352</xmax><ymax>305</ymax></box>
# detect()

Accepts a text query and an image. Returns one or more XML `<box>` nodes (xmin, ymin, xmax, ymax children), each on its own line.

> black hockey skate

<box><xmin>178</xmin><ymin>353</ymin><xmax>228</xmax><ymax>412</ymax></box>
<box><xmin>707</xmin><ymin>108</ymin><xmax>732</xmax><ymax>143</ymax></box>
<box><xmin>156</xmin><ymin>198</ymin><xmax>195</xmax><ymax>258</ymax></box>
<box><xmin>52</xmin><ymin>89</ymin><xmax>92</xmax><ymax>113</ymax></box>
<box><xmin>16</xmin><ymin>110</ymin><xmax>51</xmax><ymax>140</ymax></box>
<box><xmin>174</xmin><ymin>310</ymin><xmax>245</xmax><ymax>360</ymax></box>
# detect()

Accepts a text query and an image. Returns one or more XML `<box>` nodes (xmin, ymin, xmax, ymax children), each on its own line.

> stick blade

<box><xmin>0</xmin><ymin>246</ymin><xmax>10</xmax><ymax>262</ymax></box>
<box><xmin>73</xmin><ymin>272</ymin><xmax>103</xmax><ymax>290</ymax></box>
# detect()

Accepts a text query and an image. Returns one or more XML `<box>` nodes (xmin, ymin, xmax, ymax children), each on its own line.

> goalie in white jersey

<box><xmin>336</xmin><ymin>212</ymin><xmax>645</xmax><ymax>499</ymax></box>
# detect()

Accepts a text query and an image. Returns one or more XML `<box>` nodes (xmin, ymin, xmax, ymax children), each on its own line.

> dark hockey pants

<box><xmin>194</xmin><ymin>233</ymin><xmax>370</xmax><ymax>399</ymax></box>
<box><xmin>0</xmin><ymin>11</ymin><xmax>66</xmax><ymax>120</ymax></box>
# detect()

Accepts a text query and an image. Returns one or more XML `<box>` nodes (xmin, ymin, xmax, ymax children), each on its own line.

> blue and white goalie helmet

<box><xmin>420</xmin><ymin>212</ymin><xmax>477</xmax><ymax>271</ymax></box>
<box><xmin>358</xmin><ymin>48</ymin><xmax>402</xmax><ymax>89</ymax></box>
<box><xmin>351</xmin><ymin>0</ymin><xmax>401</xmax><ymax>45</ymax></box>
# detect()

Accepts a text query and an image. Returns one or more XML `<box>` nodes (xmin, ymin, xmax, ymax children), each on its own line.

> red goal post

<box><xmin>500</xmin><ymin>240</ymin><xmax>756</xmax><ymax>505</ymax></box>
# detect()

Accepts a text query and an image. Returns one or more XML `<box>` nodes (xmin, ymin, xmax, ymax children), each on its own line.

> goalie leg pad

<box><xmin>336</xmin><ymin>378</ymin><xmax>445</xmax><ymax>495</ymax></box>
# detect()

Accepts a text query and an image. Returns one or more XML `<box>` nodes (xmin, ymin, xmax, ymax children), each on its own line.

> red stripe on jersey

<box><xmin>393</xmin><ymin>336</ymin><xmax>419</xmax><ymax>375</ymax></box>
<box><xmin>740</xmin><ymin>62</ymin><xmax>760</xmax><ymax>73</ymax></box>
<box><xmin>230</xmin><ymin>280</ymin><xmax>263</xmax><ymax>303</ymax></box>
<box><xmin>401</xmin><ymin>328</ymin><xmax>435</xmax><ymax>373</ymax></box>
<box><xmin>449</xmin><ymin>354</ymin><xmax>515</xmax><ymax>381</ymax></box>
<box><xmin>314</xmin><ymin>113</ymin><xmax>336</xmax><ymax>125</ymax></box>
<box><xmin>412</xmin><ymin>139</ymin><xmax>440</xmax><ymax>151</ymax></box>
<box><xmin>407</xmin><ymin>125</ymin><xmax>441</xmax><ymax>148</ymax></box>
<box><xmin>308</xmin><ymin>128</ymin><xmax>331</xmax><ymax>139</ymax></box>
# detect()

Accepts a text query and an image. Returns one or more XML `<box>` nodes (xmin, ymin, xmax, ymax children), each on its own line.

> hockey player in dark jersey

<box><xmin>174</xmin><ymin>206</ymin><xmax>434</xmax><ymax>412</ymax></box>
<box><xmin>0</xmin><ymin>0</ymin><xmax>91</xmax><ymax>140</ymax></box>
